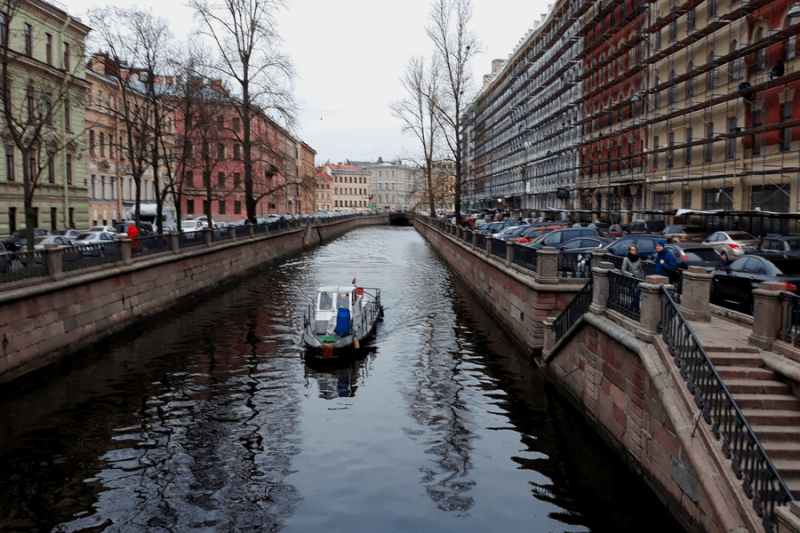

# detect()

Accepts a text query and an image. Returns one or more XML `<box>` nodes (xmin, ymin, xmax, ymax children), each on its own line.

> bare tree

<box><xmin>190</xmin><ymin>0</ymin><xmax>296</xmax><ymax>223</ymax></box>
<box><xmin>0</xmin><ymin>0</ymin><xmax>88</xmax><ymax>245</ymax></box>
<box><xmin>88</xmin><ymin>6</ymin><xmax>172</xmax><ymax>232</ymax></box>
<box><xmin>427</xmin><ymin>0</ymin><xmax>480</xmax><ymax>224</ymax></box>
<box><xmin>391</xmin><ymin>56</ymin><xmax>441</xmax><ymax>216</ymax></box>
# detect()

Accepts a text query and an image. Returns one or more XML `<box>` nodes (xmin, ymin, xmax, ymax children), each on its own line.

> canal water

<box><xmin>0</xmin><ymin>226</ymin><xmax>682</xmax><ymax>533</ymax></box>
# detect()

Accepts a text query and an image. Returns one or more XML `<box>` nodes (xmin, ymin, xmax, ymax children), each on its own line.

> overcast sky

<box><xmin>67</xmin><ymin>0</ymin><xmax>551</xmax><ymax>166</ymax></box>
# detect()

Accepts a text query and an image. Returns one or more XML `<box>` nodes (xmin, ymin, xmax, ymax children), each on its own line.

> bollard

<box><xmin>591</xmin><ymin>248</ymin><xmax>609</xmax><ymax>271</ymax></box>
<box><xmin>229</xmin><ymin>226</ymin><xmax>237</xmax><ymax>242</ymax></box>
<box><xmin>203</xmin><ymin>228</ymin><xmax>212</xmax><ymax>247</ymax></box>
<box><xmin>680</xmin><ymin>266</ymin><xmax>712</xmax><ymax>322</ymax></box>
<box><xmin>120</xmin><ymin>238</ymin><xmax>133</xmax><ymax>266</ymax></box>
<box><xmin>749</xmin><ymin>281</ymin><xmax>787</xmax><ymax>350</ymax></box>
<box><xmin>485</xmin><ymin>236</ymin><xmax>492</xmax><ymax>256</ymax></box>
<box><xmin>249</xmin><ymin>224</ymin><xmax>255</xmax><ymax>238</ymax></box>
<box><xmin>170</xmin><ymin>231</ymin><xmax>180</xmax><ymax>253</ymax></box>
<box><xmin>542</xmin><ymin>317</ymin><xmax>556</xmax><ymax>358</ymax></box>
<box><xmin>536</xmin><ymin>247</ymin><xmax>559</xmax><ymax>284</ymax></box>
<box><xmin>590</xmin><ymin>261</ymin><xmax>614</xmax><ymax>314</ymax></box>
<box><xmin>44</xmin><ymin>243</ymin><xmax>62</xmax><ymax>280</ymax></box>
<box><xmin>635</xmin><ymin>275</ymin><xmax>669</xmax><ymax>342</ymax></box>
<box><xmin>506</xmin><ymin>241</ymin><xmax>515</xmax><ymax>265</ymax></box>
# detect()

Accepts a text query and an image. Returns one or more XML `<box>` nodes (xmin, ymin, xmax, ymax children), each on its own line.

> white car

<box><xmin>73</xmin><ymin>232</ymin><xmax>118</xmax><ymax>257</ymax></box>
<box><xmin>181</xmin><ymin>220</ymin><xmax>204</xmax><ymax>233</ymax></box>
<box><xmin>90</xmin><ymin>226</ymin><xmax>118</xmax><ymax>236</ymax></box>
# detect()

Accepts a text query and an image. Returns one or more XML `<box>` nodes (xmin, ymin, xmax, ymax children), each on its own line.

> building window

<box><xmin>185</xmin><ymin>171</ymin><xmax>193</xmax><ymax>188</ymax></box>
<box><xmin>232</xmin><ymin>118</ymin><xmax>240</xmax><ymax>131</ymax></box>
<box><xmin>66</xmin><ymin>154</ymin><xmax>72</xmax><ymax>184</ymax></box>
<box><xmin>653</xmin><ymin>135</ymin><xmax>659</xmax><ymax>169</ymax></box>
<box><xmin>216</xmin><ymin>143</ymin><xmax>224</xmax><ymax>160</ymax></box>
<box><xmin>91</xmin><ymin>174</ymin><xmax>96</xmax><ymax>198</ymax></box>
<box><xmin>683</xmin><ymin>189</ymin><xmax>693</xmax><ymax>210</ymax></box>
<box><xmin>63</xmin><ymin>42</ymin><xmax>70</xmax><ymax>70</ymax></box>
<box><xmin>64</xmin><ymin>99</ymin><xmax>70</xmax><ymax>130</ymax></box>
<box><xmin>726</xmin><ymin>117</ymin><xmax>737</xmax><ymax>160</ymax></box>
<box><xmin>233</xmin><ymin>143</ymin><xmax>240</xmax><ymax>160</ymax></box>
<box><xmin>218</xmin><ymin>171</ymin><xmax>226</xmax><ymax>188</ymax></box>
<box><xmin>89</xmin><ymin>130</ymin><xmax>95</xmax><ymax>156</ymax></box>
<box><xmin>688</xmin><ymin>8</ymin><xmax>696</xmax><ymax>30</ymax></box>
<box><xmin>23</xmin><ymin>23</ymin><xmax>32</xmax><ymax>57</ymax></box>
<box><xmin>0</xmin><ymin>13</ymin><xmax>6</xmax><ymax>47</ymax></box>
<box><xmin>706</xmin><ymin>122</ymin><xmax>714</xmax><ymax>163</ymax></box>
<box><xmin>48</xmin><ymin>155</ymin><xmax>54</xmax><ymax>183</ymax></box>
<box><xmin>218</xmin><ymin>200</ymin><xmax>226</xmax><ymax>215</ymax></box>
<box><xmin>685</xmin><ymin>127</ymin><xmax>692</xmax><ymax>166</ymax></box>
<box><xmin>26</xmin><ymin>85</ymin><xmax>34</xmax><ymax>122</ymax></box>
<box><xmin>216</xmin><ymin>115</ymin><xmax>224</xmax><ymax>130</ymax></box>
<box><xmin>202</xmin><ymin>172</ymin><xmax>210</xmax><ymax>188</ymax></box>
<box><xmin>234</xmin><ymin>201</ymin><xmax>241</xmax><ymax>214</ymax></box>
<box><xmin>686</xmin><ymin>62</ymin><xmax>694</xmax><ymax>97</ymax></box>
<box><xmin>46</xmin><ymin>33</ymin><xmax>52</xmax><ymax>65</ymax></box>
<box><xmin>187</xmin><ymin>199</ymin><xmax>194</xmax><ymax>215</ymax></box>
<box><xmin>233</xmin><ymin>172</ymin><xmax>240</xmax><ymax>189</ymax></box>
<box><xmin>707</xmin><ymin>0</ymin><xmax>717</xmax><ymax>18</ymax></box>
<box><xmin>203</xmin><ymin>199</ymin><xmax>209</xmax><ymax>213</ymax></box>
<box><xmin>101</xmin><ymin>175</ymin><xmax>106</xmax><ymax>199</ymax></box>
<box><xmin>8</xmin><ymin>206</ymin><xmax>16</xmax><ymax>233</ymax></box>
<box><xmin>50</xmin><ymin>207</ymin><xmax>57</xmax><ymax>231</ymax></box>
<box><xmin>99</xmin><ymin>132</ymin><xmax>105</xmax><ymax>157</ymax></box>
<box><xmin>120</xmin><ymin>137</ymin><xmax>125</xmax><ymax>160</ymax></box>
<box><xmin>756</xmin><ymin>28</ymin><xmax>766</xmax><ymax>70</ymax></box>
<box><xmin>5</xmin><ymin>147</ymin><xmax>13</xmax><ymax>181</ymax></box>
<box><xmin>753</xmin><ymin>109</ymin><xmax>765</xmax><ymax>155</ymax></box>
<box><xmin>782</xmin><ymin>103</ymin><xmax>793</xmax><ymax>151</ymax></box>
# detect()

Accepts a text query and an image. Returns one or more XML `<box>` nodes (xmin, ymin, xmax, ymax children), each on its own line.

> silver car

<box><xmin>704</xmin><ymin>231</ymin><xmax>760</xmax><ymax>262</ymax></box>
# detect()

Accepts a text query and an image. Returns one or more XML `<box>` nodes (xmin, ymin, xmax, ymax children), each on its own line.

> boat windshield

<box><xmin>318</xmin><ymin>293</ymin><xmax>333</xmax><ymax>310</ymax></box>
<box><xmin>337</xmin><ymin>293</ymin><xmax>351</xmax><ymax>310</ymax></box>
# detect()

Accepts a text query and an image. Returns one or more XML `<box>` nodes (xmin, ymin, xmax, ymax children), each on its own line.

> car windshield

<box><xmin>34</xmin><ymin>237</ymin><xmax>47</xmax><ymax>244</ymax></box>
<box><xmin>318</xmin><ymin>293</ymin><xmax>333</xmax><ymax>310</ymax></box>
<box><xmin>76</xmin><ymin>233</ymin><xmax>98</xmax><ymax>241</ymax></box>
<box><xmin>337</xmin><ymin>293</ymin><xmax>350</xmax><ymax>309</ymax></box>
<box><xmin>181</xmin><ymin>221</ymin><xmax>196</xmax><ymax>229</ymax></box>
<box><xmin>682</xmin><ymin>226</ymin><xmax>704</xmax><ymax>233</ymax></box>
<box><xmin>728</xmin><ymin>232</ymin><xmax>756</xmax><ymax>241</ymax></box>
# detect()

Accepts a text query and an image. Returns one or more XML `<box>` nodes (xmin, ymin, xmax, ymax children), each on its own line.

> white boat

<box><xmin>302</xmin><ymin>285</ymin><xmax>383</xmax><ymax>358</ymax></box>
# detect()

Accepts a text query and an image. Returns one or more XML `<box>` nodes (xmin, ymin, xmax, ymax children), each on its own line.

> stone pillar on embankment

<box><xmin>0</xmin><ymin>214</ymin><xmax>389</xmax><ymax>385</ymax></box>
<box><xmin>412</xmin><ymin>216</ymin><xmax>767</xmax><ymax>533</ymax></box>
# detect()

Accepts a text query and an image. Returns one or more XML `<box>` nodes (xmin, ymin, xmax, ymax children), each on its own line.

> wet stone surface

<box><xmin>0</xmin><ymin>226</ymin><xmax>682</xmax><ymax>532</ymax></box>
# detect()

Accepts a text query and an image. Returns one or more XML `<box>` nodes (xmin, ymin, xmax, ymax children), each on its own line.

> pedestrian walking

<box><xmin>654</xmin><ymin>239</ymin><xmax>677</xmax><ymax>282</ymax></box>
<box><xmin>621</xmin><ymin>244</ymin><xmax>645</xmax><ymax>279</ymax></box>
<box><xmin>127</xmin><ymin>224</ymin><xmax>140</xmax><ymax>251</ymax></box>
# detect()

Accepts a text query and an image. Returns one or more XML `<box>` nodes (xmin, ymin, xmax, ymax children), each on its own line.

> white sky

<box><xmin>66</xmin><ymin>0</ymin><xmax>551</xmax><ymax>166</ymax></box>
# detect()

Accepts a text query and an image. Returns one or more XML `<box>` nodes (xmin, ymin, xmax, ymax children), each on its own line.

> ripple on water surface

<box><xmin>0</xmin><ymin>226</ymin><xmax>681</xmax><ymax>533</ymax></box>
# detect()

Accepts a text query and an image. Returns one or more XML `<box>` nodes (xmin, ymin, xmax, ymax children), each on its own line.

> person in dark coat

<box><xmin>654</xmin><ymin>239</ymin><xmax>677</xmax><ymax>281</ymax></box>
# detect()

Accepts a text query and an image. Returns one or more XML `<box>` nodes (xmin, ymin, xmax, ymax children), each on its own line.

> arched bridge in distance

<box><xmin>388</xmin><ymin>212</ymin><xmax>412</xmax><ymax>226</ymax></box>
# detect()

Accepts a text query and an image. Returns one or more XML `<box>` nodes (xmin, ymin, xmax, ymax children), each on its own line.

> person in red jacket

<box><xmin>127</xmin><ymin>224</ymin><xmax>140</xmax><ymax>251</ymax></box>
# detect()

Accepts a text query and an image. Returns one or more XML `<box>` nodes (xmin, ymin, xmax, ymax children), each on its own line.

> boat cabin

<box><xmin>314</xmin><ymin>286</ymin><xmax>362</xmax><ymax>336</ymax></box>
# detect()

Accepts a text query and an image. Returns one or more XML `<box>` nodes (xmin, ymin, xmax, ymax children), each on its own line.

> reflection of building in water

<box><xmin>303</xmin><ymin>356</ymin><xmax>373</xmax><ymax>399</ymax></box>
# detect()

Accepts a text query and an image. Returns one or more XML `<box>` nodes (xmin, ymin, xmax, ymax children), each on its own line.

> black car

<box><xmin>2</xmin><ymin>228</ymin><xmax>52</xmax><ymax>252</ymax></box>
<box><xmin>625</xmin><ymin>219</ymin><xmax>666</xmax><ymax>235</ymax></box>
<box><xmin>749</xmin><ymin>234</ymin><xmax>800</xmax><ymax>255</ymax></box>
<box><xmin>526</xmin><ymin>227</ymin><xmax>600</xmax><ymax>249</ymax></box>
<box><xmin>603</xmin><ymin>234</ymin><xmax>672</xmax><ymax>260</ymax></box>
<box><xmin>556</xmin><ymin>236</ymin><xmax>613</xmax><ymax>252</ymax></box>
<box><xmin>666</xmin><ymin>243</ymin><xmax>725</xmax><ymax>271</ymax></box>
<box><xmin>710</xmin><ymin>253</ymin><xmax>800</xmax><ymax>313</ymax></box>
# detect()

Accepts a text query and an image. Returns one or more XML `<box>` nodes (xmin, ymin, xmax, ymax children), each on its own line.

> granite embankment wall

<box><xmin>414</xmin><ymin>216</ymin><xmax>761</xmax><ymax>533</ymax></box>
<box><xmin>0</xmin><ymin>215</ymin><xmax>388</xmax><ymax>384</ymax></box>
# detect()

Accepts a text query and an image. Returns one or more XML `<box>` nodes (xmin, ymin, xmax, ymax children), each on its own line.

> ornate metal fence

<box><xmin>553</xmin><ymin>277</ymin><xmax>593</xmax><ymax>344</ymax></box>
<box><xmin>212</xmin><ymin>228</ymin><xmax>229</xmax><ymax>242</ymax></box>
<box><xmin>178</xmin><ymin>232</ymin><xmax>205</xmax><ymax>249</ymax></box>
<box><xmin>235</xmin><ymin>225</ymin><xmax>251</xmax><ymax>238</ymax></box>
<box><xmin>254</xmin><ymin>223</ymin><xmax>267</xmax><ymax>235</ymax></box>
<box><xmin>132</xmin><ymin>234</ymin><xmax>170</xmax><ymax>257</ymax></box>
<box><xmin>558</xmin><ymin>252</ymin><xmax>591</xmax><ymax>278</ymax></box>
<box><xmin>513</xmin><ymin>245</ymin><xmax>538</xmax><ymax>272</ymax></box>
<box><xmin>490</xmin><ymin>238</ymin><xmax>506</xmax><ymax>258</ymax></box>
<box><xmin>63</xmin><ymin>242</ymin><xmax>121</xmax><ymax>272</ymax></box>
<box><xmin>474</xmin><ymin>234</ymin><xmax>486</xmax><ymax>249</ymax></box>
<box><xmin>660</xmin><ymin>287</ymin><xmax>794</xmax><ymax>533</ymax></box>
<box><xmin>0</xmin><ymin>250</ymin><xmax>49</xmax><ymax>284</ymax></box>
<box><xmin>608</xmin><ymin>270</ymin><xmax>641</xmax><ymax>320</ymax></box>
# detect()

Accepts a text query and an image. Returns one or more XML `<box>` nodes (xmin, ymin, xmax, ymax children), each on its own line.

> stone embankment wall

<box><xmin>414</xmin><ymin>217</ymin><xmax>760</xmax><ymax>533</ymax></box>
<box><xmin>0</xmin><ymin>215</ymin><xmax>387</xmax><ymax>384</ymax></box>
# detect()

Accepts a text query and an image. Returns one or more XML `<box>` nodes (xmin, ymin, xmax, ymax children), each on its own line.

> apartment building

<box><xmin>315</xmin><ymin>165</ymin><xmax>333</xmax><ymax>212</ymax></box>
<box><xmin>467</xmin><ymin>0</ymin><xmax>800</xmax><ymax>234</ymax></box>
<box><xmin>0</xmin><ymin>0</ymin><xmax>90</xmax><ymax>234</ymax></box>
<box><xmin>349</xmin><ymin>158</ymin><xmax>419</xmax><ymax>210</ymax></box>
<box><xmin>329</xmin><ymin>163</ymin><xmax>370</xmax><ymax>211</ymax></box>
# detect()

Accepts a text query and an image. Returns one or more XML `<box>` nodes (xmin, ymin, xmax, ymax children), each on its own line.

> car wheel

<box><xmin>722</xmin><ymin>251</ymin><xmax>730</xmax><ymax>263</ymax></box>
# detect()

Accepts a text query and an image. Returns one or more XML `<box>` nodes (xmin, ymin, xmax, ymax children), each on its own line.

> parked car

<box><xmin>20</xmin><ymin>235</ymin><xmax>74</xmax><ymax>251</ymax></box>
<box><xmin>710</xmin><ymin>253</ymin><xmax>800</xmax><ymax>313</ymax></box>
<box><xmin>480</xmin><ymin>220</ymin><xmax>517</xmax><ymax>235</ymax></box>
<box><xmin>603</xmin><ymin>235</ymin><xmax>673</xmax><ymax>259</ymax></box>
<box><xmin>749</xmin><ymin>234</ymin><xmax>800</xmax><ymax>255</ymax></box>
<box><xmin>664</xmin><ymin>243</ymin><xmax>725</xmax><ymax>271</ymax></box>
<box><xmin>89</xmin><ymin>226</ymin><xmax>119</xmax><ymax>236</ymax></box>
<box><xmin>525</xmin><ymin>227</ymin><xmax>600</xmax><ymax>249</ymax></box>
<box><xmin>2</xmin><ymin>228</ymin><xmax>52</xmax><ymax>252</ymax></box>
<box><xmin>181</xmin><ymin>219</ymin><xmax>204</xmax><ymax>233</ymax></box>
<box><xmin>517</xmin><ymin>224</ymin><xmax>570</xmax><ymax>243</ymax></box>
<box><xmin>556</xmin><ymin>236</ymin><xmax>613</xmax><ymax>252</ymax></box>
<box><xmin>73</xmin><ymin>232</ymin><xmax>118</xmax><ymax>257</ymax></box>
<box><xmin>625</xmin><ymin>219</ymin><xmax>666</xmax><ymax>235</ymax></box>
<box><xmin>704</xmin><ymin>231</ymin><xmax>760</xmax><ymax>262</ymax></box>
<box><xmin>662</xmin><ymin>225</ymin><xmax>706</xmax><ymax>243</ymax></box>
<box><xmin>494</xmin><ymin>225</ymin><xmax>534</xmax><ymax>240</ymax></box>
<box><xmin>57</xmin><ymin>228</ymin><xmax>83</xmax><ymax>240</ymax></box>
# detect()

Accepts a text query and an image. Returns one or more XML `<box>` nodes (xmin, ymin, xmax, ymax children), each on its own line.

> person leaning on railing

<box><xmin>621</xmin><ymin>244</ymin><xmax>645</xmax><ymax>280</ymax></box>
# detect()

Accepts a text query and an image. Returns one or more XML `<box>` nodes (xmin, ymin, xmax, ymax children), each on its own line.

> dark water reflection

<box><xmin>0</xmin><ymin>226</ymin><xmax>682</xmax><ymax>532</ymax></box>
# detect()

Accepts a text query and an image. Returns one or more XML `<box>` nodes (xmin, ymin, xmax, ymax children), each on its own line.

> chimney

<box><xmin>491</xmin><ymin>59</ymin><xmax>505</xmax><ymax>74</ymax></box>
<box><xmin>209</xmin><ymin>79</ymin><xmax>224</xmax><ymax>93</ymax></box>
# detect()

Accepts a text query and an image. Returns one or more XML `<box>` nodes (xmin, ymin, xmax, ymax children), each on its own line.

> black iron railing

<box><xmin>63</xmin><ymin>242</ymin><xmax>121</xmax><ymax>271</ymax></box>
<box><xmin>608</xmin><ymin>270</ymin><xmax>641</xmax><ymax>320</ymax></box>
<box><xmin>659</xmin><ymin>287</ymin><xmax>794</xmax><ymax>533</ymax></box>
<box><xmin>132</xmin><ymin>234</ymin><xmax>170</xmax><ymax>257</ymax></box>
<box><xmin>254</xmin><ymin>222</ymin><xmax>267</xmax><ymax>234</ymax></box>
<box><xmin>474</xmin><ymin>233</ymin><xmax>486</xmax><ymax>249</ymax></box>
<box><xmin>781</xmin><ymin>293</ymin><xmax>800</xmax><ymax>347</ymax></box>
<box><xmin>212</xmin><ymin>228</ymin><xmax>229</xmax><ymax>241</ymax></box>
<box><xmin>0</xmin><ymin>250</ymin><xmax>48</xmax><ymax>284</ymax></box>
<box><xmin>268</xmin><ymin>222</ymin><xmax>279</xmax><ymax>232</ymax></box>
<box><xmin>554</xmin><ymin>277</ymin><xmax>593</xmax><ymax>344</ymax></box>
<box><xmin>235</xmin><ymin>224</ymin><xmax>251</xmax><ymax>237</ymax></box>
<box><xmin>490</xmin><ymin>238</ymin><xmax>506</xmax><ymax>258</ymax></box>
<box><xmin>513</xmin><ymin>245</ymin><xmax>538</xmax><ymax>272</ymax></box>
<box><xmin>178</xmin><ymin>231</ymin><xmax>205</xmax><ymax>248</ymax></box>
<box><xmin>558</xmin><ymin>252</ymin><xmax>591</xmax><ymax>278</ymax></box>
